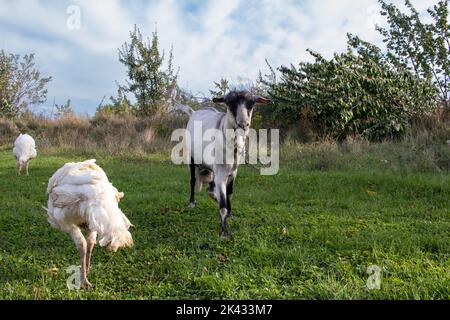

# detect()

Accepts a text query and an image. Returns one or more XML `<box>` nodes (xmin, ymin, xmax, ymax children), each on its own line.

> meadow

<box><xmin>0</xmin><ymin>138</ymin><xmax>449</xmax><ymax>300</ymax></box>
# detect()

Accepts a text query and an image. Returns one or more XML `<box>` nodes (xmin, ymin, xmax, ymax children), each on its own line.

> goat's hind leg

<box><xmin>217</xmin><ymin>182</ymin><xmax>232</xmax><ymax>239</ymax></box>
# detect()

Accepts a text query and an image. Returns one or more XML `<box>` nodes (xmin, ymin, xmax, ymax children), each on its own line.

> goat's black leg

<box><xmin>226</xmin><ymin>178</ymin><xmax>234</xmax><ymax>218</ymax></box>
<box><xmin>219</xmin><ymin>189</ymin><xmax>230</xmax><ymax>239</ymax></box>
<box><xmin>189</xmin><ymin>159</ymin><xmax>196</xmax><ymax>208</ymax></box>
<box><xmin>218</xmin><ymin>184</ymin><xmax>232</xmax><ymax>239</ymax></box>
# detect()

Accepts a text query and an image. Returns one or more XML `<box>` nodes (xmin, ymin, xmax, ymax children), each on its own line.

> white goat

<box><xmin>45</xmin><ymin>159</ymin><xmax>133</xmax><ymax>288</ymax></box>
<box><xmin>184</xmin><ymin>91</ymin><xmax>270</xmax><ymax>238</ymax></box>
<box><xmin>13</xmin><ymin>134</ymin><xmax>37</xmax><ymax>176</ymax></box>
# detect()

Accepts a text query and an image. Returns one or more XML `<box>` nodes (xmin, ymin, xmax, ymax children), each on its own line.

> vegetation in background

<box><xmin>378</xmin><ymin>0</ymin><xmax>449</xmax><ymax>108</ymax></box>
<box><xmin>0</xmin><ymin>50</ymin><xmax>52</xmax><ymax>118</ymax></box>
<box><xmin>115</xmin><ymin>25</ymin><xmax>179</xmax><ymax>117</ymax></box>
<box><xmin>96</xmin><ymin>88</ymin><xmax>132</xmax><ymax>117</ymax></box>
<box><xmin>262</xmin><ymin>0</ymin><xmax>448</xmax><ymax>141</ymax></box>
<box><xmin>54</xmin><ymin>99</ymin><xmax>74</xmax><ymax>119</ymax></box>
<box><xmin>266</xmin><ymin>37</ymin><xmax>437</xmax><ymax>141</ymax></box>
<box><xmin>0</xmin><ymin>112</ymin><xmax>188</xmax><ymax>156</ymax></box>
<box><xmin>2</xmin><ymin>1</ymin><xmax>447</xmax><ymax>144</ymax></box>
<box><xmin>209</xmin><ymin>78</ymin><xmax>230</xmax><ymax>98</ymax></box>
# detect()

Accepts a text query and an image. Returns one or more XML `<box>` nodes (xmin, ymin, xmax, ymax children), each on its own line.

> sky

<box><xmin>0</xmin><ymin>0</ymin><xmax>439</xmax><ymax>115</ymax></box>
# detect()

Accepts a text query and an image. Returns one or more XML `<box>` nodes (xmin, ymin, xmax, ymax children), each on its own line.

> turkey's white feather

<box><xmin>13</xmin><ymin>134</ymin><xmax>37</xmax><ymax>163</ymax></box>
<box><xmin>46</xmin><ymin>159</ymin><xmax>133</xmax><ymax>252</ymax></box>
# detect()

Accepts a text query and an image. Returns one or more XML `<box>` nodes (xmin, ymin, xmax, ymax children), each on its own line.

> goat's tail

<box><xmin>170</xmin><ymin>103</ymin><xmax>194</xmax><ymax>116</ymax></box>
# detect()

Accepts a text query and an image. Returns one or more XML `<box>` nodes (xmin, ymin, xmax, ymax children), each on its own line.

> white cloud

<box><xmin>0</xmin><ymin>0</ymin><xmax>440</xmax><ymax>114</ymax></box>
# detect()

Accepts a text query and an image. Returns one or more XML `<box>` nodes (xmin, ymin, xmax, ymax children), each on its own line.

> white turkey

<box><xmin>45</xmin><ymin>159</ymin><xmax>133</xmax><ymax>289</ymax></box>
<box><xmin>13</xmin><ymin>133</ymin><xmax>37</xmax><ymax>176</ymax></box>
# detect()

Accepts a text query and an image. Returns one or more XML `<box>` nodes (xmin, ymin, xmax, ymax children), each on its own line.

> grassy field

<box><xmin>0</xmin><ymin>144</ymin><xmax>449</xmax><ymax>300</ymax></box>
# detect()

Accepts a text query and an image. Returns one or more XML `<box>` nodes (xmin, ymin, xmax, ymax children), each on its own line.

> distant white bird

<box><xmin>45</xmin><ymin>159</ymin><xmax>133</xmax><ymax>289</ymax></box>
<box><xmin>13</xmin><ymin>134</ymin><xmax>37</xmax><ymax>176</ymax></box>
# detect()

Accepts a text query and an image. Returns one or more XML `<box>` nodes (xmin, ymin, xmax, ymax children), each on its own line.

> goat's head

<box><xmin>213</xmin><ymin>91</ymin><xmax>270</xmax><ymax>132</ymax></box>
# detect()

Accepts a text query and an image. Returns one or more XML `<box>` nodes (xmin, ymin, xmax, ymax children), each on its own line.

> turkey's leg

<box><xmin>86</xmin><ymin>231</ymin><xmax>97</xmax><ymax>274</ymax></box>
<box><xmin>70</xmin><ymin>228</ymin><xmax>92</xmax><ymax>289</ymax></box>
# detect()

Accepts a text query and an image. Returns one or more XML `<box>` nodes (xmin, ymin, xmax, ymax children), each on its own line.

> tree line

<box><xmin>0</xmin><ymin>0</ymin><xmax>448</xmax><ymax>141</ymax></box>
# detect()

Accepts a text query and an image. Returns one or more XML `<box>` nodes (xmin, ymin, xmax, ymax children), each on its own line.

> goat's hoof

<box><xmin>188</xmin><ymin>202</ymin><xmax>196</xmax><ymax>209</ymax></box>
<box><xmin>220</xmin><ymin>231</ymin><xmax>233</xmax><ymax>240</ymax></box>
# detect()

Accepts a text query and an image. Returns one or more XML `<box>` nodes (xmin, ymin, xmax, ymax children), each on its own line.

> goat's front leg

<box><xmin>26</xmin><ymin>161</ymin><xmax>30</xmax><ymax>176</ymax></box>
<box><xmin>17</xmin><ymin>162</ymin><xmax>22</xmax><ymax>176</ymax></box>
<box><xmin>226</xmin><ymin>177</ymin><xmax>234</xmax><ymax>218</ymax></box>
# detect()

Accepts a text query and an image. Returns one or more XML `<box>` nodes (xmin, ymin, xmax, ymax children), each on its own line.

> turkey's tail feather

<box><xmin>87</xmin><ymin>190</ymin><xmax>133</xmax><ymax>252</ymax></box>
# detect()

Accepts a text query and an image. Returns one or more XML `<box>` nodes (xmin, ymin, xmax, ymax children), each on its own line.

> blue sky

<box><xmin>0</xmin><ymin>0</ymin><xmax>438</xmax><ymax>115</ymax></box>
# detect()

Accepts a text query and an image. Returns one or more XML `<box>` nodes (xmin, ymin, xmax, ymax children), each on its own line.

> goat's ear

<box><xmin>213</xmin><ymin>96</ymin><xmax>226</xmax><ymax>104</ymax></box>
<box><xmin>255</xmin><ymin>96</ymin><xmax>271</xmax><ymax>104</ymax></box>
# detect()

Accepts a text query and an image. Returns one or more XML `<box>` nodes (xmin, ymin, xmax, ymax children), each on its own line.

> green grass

<box><xmin>0</xmin><ymin>146</ymin><xmax>449</xmax><ymax>300</ymax></box>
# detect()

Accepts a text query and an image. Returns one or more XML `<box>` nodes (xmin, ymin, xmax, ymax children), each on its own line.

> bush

<box><xmin>266</xmin><ymin>37</ymin><xmax>437</xmax><ymax>141</ymax></box>
<box><xmin>259</xmin><ymin>0</ymin><xmax>447</xmax><ymax>142</ymax></box>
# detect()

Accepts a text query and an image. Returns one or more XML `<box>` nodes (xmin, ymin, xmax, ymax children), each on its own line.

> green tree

<box><xmin>209</xmin><ymin>78</ymin><xmax>230</xmax><ymax>98</ymax></box>
<box><xmin>118</xmin><ymin>25</ymin><xmax>178</xmax><ymax>117</ymax></box>
<box><xmin>268</xmin><ymin>36</ymin><xmax>437</xmax><ymax>140</ymax></box>
<box><xmin>0</xmin><ymin>50</ymin><xmax>52</xmax><ymax>118</ymax></box>
<box><xmin>377</xmin><ymin>0</ymin><xmax>449</xmax><ymax>107</ymax></box>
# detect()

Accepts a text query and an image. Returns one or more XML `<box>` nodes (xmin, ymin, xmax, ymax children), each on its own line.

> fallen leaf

<box><xmin>47</xmin><ymin>267</ymin><xmax>59</xmax><ymax>274</ymax></box>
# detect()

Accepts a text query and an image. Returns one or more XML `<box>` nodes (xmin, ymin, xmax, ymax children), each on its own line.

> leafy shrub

<box><xmin>266</xmin><ymin>37</ymin><xmax>437</xmax><ymax>141</ymax></box>
<box><xmin>260</xmin><ymin>0</ymin><xmax>447</xmax><ymax>141</ymax></box>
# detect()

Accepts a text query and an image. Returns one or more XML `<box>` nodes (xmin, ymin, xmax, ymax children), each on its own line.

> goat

<box><xmin>184</xmin><ymin>91</ymin><xmax>270</xmax><ymax>238</ymax></box>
